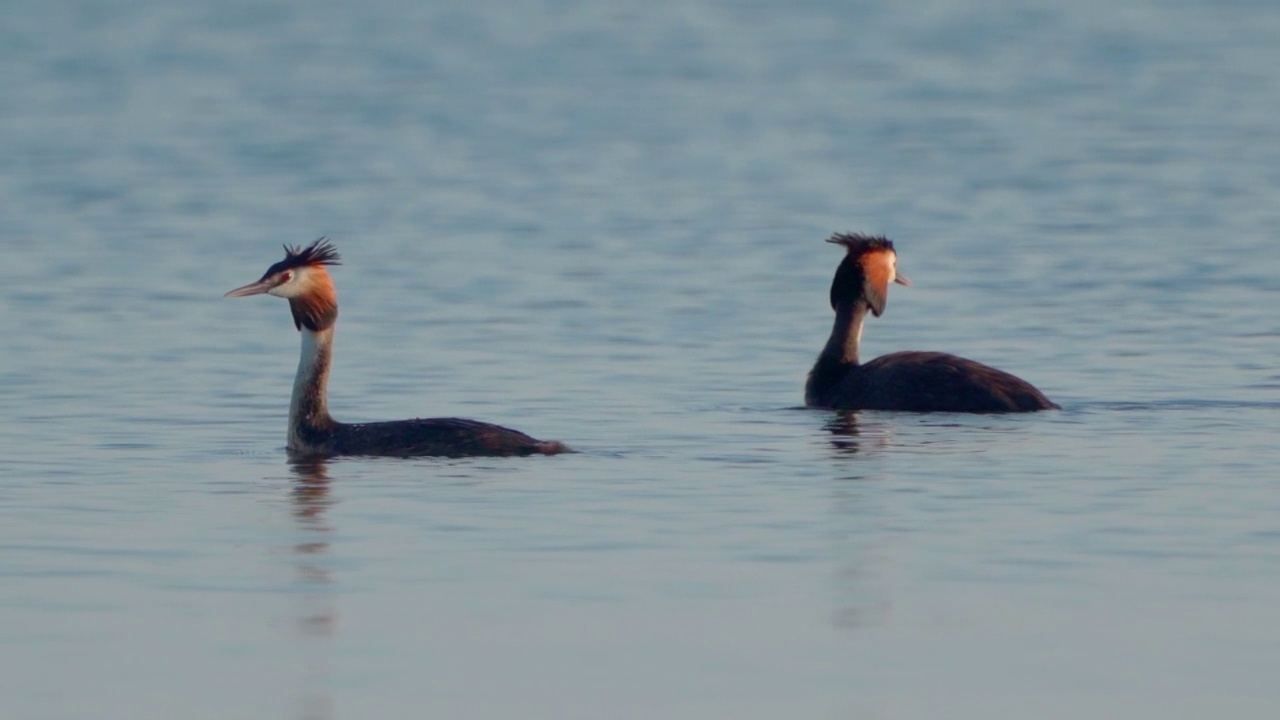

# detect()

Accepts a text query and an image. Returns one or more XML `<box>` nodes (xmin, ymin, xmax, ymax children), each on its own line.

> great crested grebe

<box><xmin>805</xmin><ymin>233</ymin><xmax>1058</xmax><ymax>413</ymax></box>
<box><xmin>225</xmin><ymin>239</ymin><xmax>569</xmax><ymax>457</ymax></box>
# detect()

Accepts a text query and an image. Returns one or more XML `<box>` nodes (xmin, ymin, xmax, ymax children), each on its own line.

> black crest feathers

<box><xmin>826</xmin><ymin>232</ymin><xmax>894</xmax><ymax>255</ymax></box>
<box><xmin>264</xmin><ymin>238</ymin><xmax>342</xmax><ymax>278</ymax></box>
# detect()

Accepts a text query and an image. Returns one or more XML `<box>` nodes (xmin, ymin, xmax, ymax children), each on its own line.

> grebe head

<box><xmin>225</xmin><ymin>238</ymin><xmax>341</xmax><ymax>331</ymax></box>
<box><xmin>826</xmin><ymin>232</ymin><xmax>910</xmax><ymax>317</ymax></box>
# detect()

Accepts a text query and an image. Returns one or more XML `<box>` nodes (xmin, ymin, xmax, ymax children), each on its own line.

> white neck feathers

<box><xmin>288</xmin><ymin>328</ymin><xmax>334</xmax><ymax>449</ymax></box>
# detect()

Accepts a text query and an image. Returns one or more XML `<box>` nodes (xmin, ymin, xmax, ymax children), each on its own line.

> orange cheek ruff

<box><xmin>861</xmin><ymin>249</ymin><xmax>896</xmax><ymax>316</ymax></box>
<box><xmin>289</xmin><ymin>270</ymin><xmax>340</xmax><ymax>331</ymax></box>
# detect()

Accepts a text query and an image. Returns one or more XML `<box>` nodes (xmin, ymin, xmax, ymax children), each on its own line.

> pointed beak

<box><xmin>894</xmin><ymin>273</ymin><xmax>911</xmax><ymax>287</ymax></box>
<box><xmin>224</xmin><ymin>277</ymin><xmax>276</xmax><ymax>298</ymax></box>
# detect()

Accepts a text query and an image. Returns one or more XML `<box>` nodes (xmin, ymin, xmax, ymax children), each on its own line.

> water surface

<box><xmin>3</xmin><ymin>1</ymin><xmax>1280</xmax><ymax>718</ymax></box>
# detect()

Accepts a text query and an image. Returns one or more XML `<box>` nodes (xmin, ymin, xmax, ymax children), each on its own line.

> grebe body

<box><xmin>805</xmin><ymin>233</ymin><xmax>1058</xmax><ymax>413</ymax></box>
<box><xmin>226</xmin><ymin>239</ymin><xmax>568</xmax><ymax>458</ymax></box>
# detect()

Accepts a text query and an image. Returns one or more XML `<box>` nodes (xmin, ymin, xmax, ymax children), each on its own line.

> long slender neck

<box><xmin>819</xmin><ymin>301</ymin><xmax>868</xmax><ymax>367</ymax></box>
<box><xmin>806</xmin><ymin>300</ymin><xmax>870</xmax><ymax>406</ymax></box>
<box><xmin>289</xmin><ymin>327</ymin><xmax>336</xmax><ymax>447</ymax></box>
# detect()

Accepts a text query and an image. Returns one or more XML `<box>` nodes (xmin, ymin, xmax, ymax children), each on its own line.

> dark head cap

<box><xmin>826</xmin><ymin>232</ymin><xmax>895</xmax><ymax>256</ymax></box>
<box><xmin>263</xmin><ymin>238</ymin><xmax>341</xmax><ymax>279</ymax></box>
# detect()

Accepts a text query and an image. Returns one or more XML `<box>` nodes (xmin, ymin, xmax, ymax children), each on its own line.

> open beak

<box><xmin>224</xmin><ymin>277</ymin><xmax>276</xmax><ymax>298</ymax></box>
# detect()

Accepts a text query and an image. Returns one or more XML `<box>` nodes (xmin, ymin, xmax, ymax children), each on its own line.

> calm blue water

<box><xmin>3</xmin><ymin>1</ymin><xmax>1280</xmax><ymax>718</ymax></box>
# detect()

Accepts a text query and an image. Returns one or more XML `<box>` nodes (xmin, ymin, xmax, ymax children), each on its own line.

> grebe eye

<box><xmin>281</xmin><ymin>272</ymin><xmax>294</xmax><ymax>282</ymax></box>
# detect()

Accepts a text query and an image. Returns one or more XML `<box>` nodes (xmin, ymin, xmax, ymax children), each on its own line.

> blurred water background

<box><xmin>3</xmin><ymin>1</ymin><xmax>1280</xmax><ymax>718</ymax></box>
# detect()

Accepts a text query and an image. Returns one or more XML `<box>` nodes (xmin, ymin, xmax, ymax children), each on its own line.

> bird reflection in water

<box><xmin>821</xmin><ymin>412</ymin><xmax>894</xmax><ymax>628</ymax></box>
<box><xmin>289</xmin><ymin>457</ymin><xmax>337</xmax><ymax>720</ymax></box>
<box><xmin>824</xmin><ymin>411</ymin><xmax>863</xmax><ymax>455</ymax></box>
